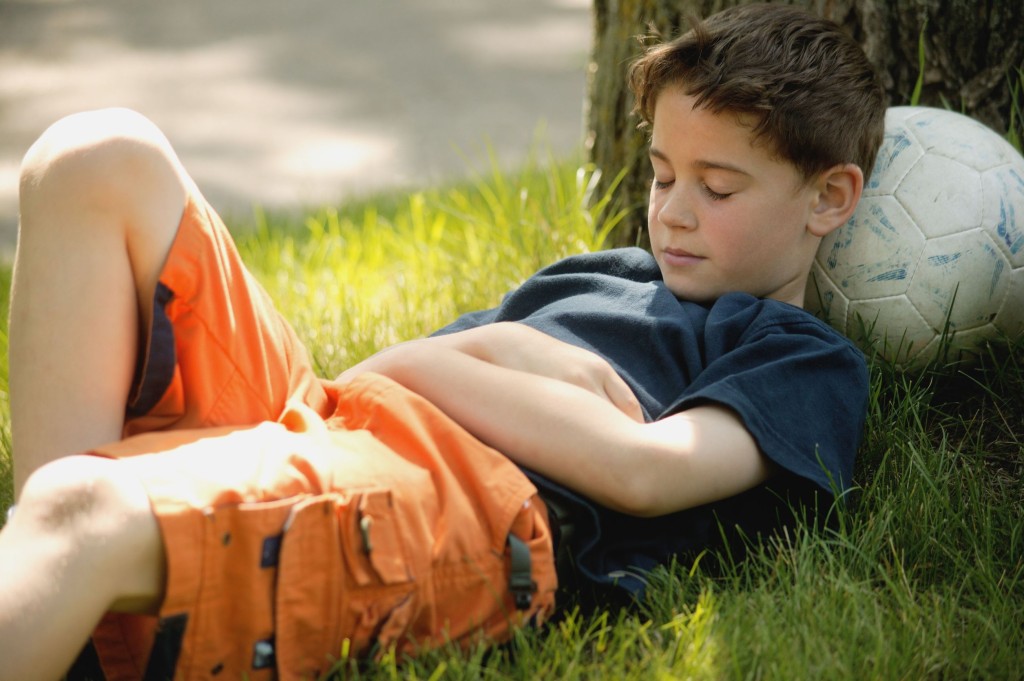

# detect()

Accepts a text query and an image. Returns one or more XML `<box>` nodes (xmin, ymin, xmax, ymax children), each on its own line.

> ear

<box><xmin>807</xmin><ymin>163</ymin><xmax>864</xmax><ymax>237</ymax></box>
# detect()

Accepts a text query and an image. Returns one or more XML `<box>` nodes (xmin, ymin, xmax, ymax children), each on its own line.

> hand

<box><xmin>336</xmin><ymin>323</ymin><xmax>644</xmax><ymax>422</ymax></box>
<box><xmin>483</xmin><ymin>323</ymin><xmax>643</xmax><ymax>419</ymax></box>
<box><xmin>443</xmin><ymin>323</ymin><xmax>644</xmax><ymax>423</ymax></box>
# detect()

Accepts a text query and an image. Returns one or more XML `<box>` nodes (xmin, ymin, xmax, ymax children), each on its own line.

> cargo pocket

<box><xmin>343</xmin><ymin>489</ymin><xmax>420</xmax><ymax>657</ymax></box>
<box><xmin>347</xmin><ymin>489</ymin><xmax>413</xmax><ymax>586</ymax></box>
<box><xmin>273</xmin><ymin>489</ymin><xmax>418</xmax><ymax>678</ymax></box>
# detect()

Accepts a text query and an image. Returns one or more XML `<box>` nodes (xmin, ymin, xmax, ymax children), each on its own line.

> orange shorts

<box><xmin>83</xmin><ymin>192</ymin><xmax>557</xmax><ymax>681</ymax></box>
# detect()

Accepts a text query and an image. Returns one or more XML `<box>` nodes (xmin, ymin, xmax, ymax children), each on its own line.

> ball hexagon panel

<box><xmin>815</xmin><ymin>196</ymin><xmax>925</xmax><ymax>300</ymax></box>
<box><xmin>895</xmin><ymin>155</ymin><xmax>983</xmax><ymax>239</ymax></box>
<box><xmin>906</xmin><ymin>229</ymin><xmax>1010</xmax><ymax>332</ymax></box>
<box><xmin>863</xmin><ymin>120</ymin><xmax>922</xmax><ymax>197</ymax></box>
<box><xmin>806</xmin><ymin>263</ymin><xmax>851</xmax><ymax>334</ymax></box>
<box><xmin>981</xmin><ymin>163</ymin><xmax>1024</xmax><ymax>267</ymax></box>
<box><xmin>902</xmin><ymin>107</ymin><xmax>1016</xmax><ymax>172</ymax></box>
<box><xmin>934</xmin><ymin>323</ymin><xmax>999</xmax><ymax>363</ymax></box>
<box><xmin>847</xmin><ymin>294</ymin><xmax>935</xmax><ymax>366</ymax></box>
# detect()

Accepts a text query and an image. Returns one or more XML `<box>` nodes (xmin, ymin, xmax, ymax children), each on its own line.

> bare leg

<box><xmin>9</xmin><ymin>108</ymin><xmax>191</xmax><ymax>495</ymax></box>
<box><xmin>0</xmin><ymin>455</ymin><xmax>165</xmax><ymax>681</ymax></box>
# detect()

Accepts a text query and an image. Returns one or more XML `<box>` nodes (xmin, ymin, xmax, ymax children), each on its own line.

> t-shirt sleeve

<box><xmin>668</xmin><ymin>303</ymin><xmax>868</xmax><ymax>497</ymax></box>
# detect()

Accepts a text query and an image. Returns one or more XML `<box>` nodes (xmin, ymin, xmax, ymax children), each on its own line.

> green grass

<box><xmin>233</xmin><ymin>151</ymin><xmax>626</xmax><ymax>380</ymax></box>
<box><xmin>1</xmin><ymin>153</ymin><xmax>1022</xmax><ymax>679</ymax></box>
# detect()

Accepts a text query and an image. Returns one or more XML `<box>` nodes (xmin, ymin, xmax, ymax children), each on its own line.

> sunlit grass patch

<box><xmin>236</xmin><ymin>153</ymin><xmax>626</xmax><ymax>379</ymax></box>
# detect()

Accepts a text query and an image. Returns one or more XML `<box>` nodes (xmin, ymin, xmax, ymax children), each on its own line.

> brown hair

<box><xmin>628</xmin><ymin>3</ymin><xmax>885</xmax><ymax>183</ymax></box>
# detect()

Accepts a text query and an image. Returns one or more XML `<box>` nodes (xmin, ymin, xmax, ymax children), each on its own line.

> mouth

<box><xmin>661</xmin><ymin>247</ymin><xmax>704</xmax><ymax>267</ymax></box>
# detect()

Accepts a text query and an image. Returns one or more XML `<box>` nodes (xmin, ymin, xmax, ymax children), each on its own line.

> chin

<box><xmin>664</xmin><ymin>281</ymin><xmax>718</xmax><ymax>303</ymax></box>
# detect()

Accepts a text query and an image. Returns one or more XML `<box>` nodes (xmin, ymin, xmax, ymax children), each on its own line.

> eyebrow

<box><xmin>648</xmin><ymin>146</ymin><xmax>751</xmax><ymax>176</ymax></box>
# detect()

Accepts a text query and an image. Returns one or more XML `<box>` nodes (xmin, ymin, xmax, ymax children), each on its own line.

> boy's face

<box><xmin>647</xmin><ymin>87</ymin><xmax>824</xmax><ymax>306</ymax></box>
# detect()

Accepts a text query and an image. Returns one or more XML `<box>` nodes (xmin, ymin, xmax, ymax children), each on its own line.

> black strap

<box><xmin>142</xmin><ymin>613</ymin><xmax>188</xmax><ymax>681</ymax></box>
<box><xmin>507</xmin><ymin>534</ymin><xmax>536</xmax><ymax>610</ymax></box>
<box><xmin>66</xmin><ymin>639</ymin><xmax>106</xmax><ymax>681</ymax></box>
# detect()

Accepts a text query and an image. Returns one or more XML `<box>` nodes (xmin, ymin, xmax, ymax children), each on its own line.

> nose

<box><xmin>656</xmin><ymin>185</ymin><xmax>697</xmax><ymax>230</ymax></box>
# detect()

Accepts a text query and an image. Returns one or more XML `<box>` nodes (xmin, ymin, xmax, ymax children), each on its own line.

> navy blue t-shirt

<box><xmin>433</xmin><ymin>247</ymin><xmax>868</xmax><ymax>598</ymax></box>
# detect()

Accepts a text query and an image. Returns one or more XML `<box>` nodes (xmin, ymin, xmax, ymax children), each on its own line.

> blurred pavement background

<box><xmin>0</xmin><ymin>0</ymin><xmax>592</xmax><ymax>257</ymax></box>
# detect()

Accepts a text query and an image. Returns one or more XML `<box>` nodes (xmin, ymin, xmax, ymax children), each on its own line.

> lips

<box><xmin>661</xmin><ymin>247</ymin><xmax>704</xmax><ymax>267</ymax></box>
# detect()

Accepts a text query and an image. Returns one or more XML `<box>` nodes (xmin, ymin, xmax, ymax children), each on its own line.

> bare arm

<box><xmin>338</xmin><ymin>322</ymin><xmax>644</xmax><ymax>421</ymax></box>
<box><xmin>340</xmin><ymin>326</ymin><xmax>773</xmax><ymax>516</ymax></box>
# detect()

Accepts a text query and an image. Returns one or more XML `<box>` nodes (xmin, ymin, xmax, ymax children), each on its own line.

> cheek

<box><xmin>709</xmin><ymin>230</ymin><xmax>751</xmax><ymax>267</ymax></box>
<box><xmin>709</xmin><ymin>211</ymin><xmax>772</xmax><ymax>264</ymax></box>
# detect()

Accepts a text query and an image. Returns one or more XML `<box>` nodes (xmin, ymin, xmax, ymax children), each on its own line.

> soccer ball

<box><xmin>806</xmin><ymin>106</ymin><xmax>1024</xmax><ymax>370</ymax></box>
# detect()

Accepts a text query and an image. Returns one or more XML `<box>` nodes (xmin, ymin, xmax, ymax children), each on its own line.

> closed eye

<box><xmin>701</xmin><ymin>183</ymin><xmax>732</xmax><ymax>201</ymax></box>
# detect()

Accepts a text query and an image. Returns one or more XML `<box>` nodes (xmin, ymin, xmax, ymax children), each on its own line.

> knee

<box><xmin>16</xmin><ymin>455</ymin><xmax>147</xmax><ymax>542</ymax></box>
<box><xmin>13</xmin><ymin>456</ymin><xmax>164</xmax><ymax>611</ymax></box>
<box><xmin>19</xmin><ymin>108</ymin><xmax>184</xmax><ymax>211</ymax></box>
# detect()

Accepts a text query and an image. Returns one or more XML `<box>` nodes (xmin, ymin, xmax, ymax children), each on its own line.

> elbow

<box><xmin>608</xmin><ymin>473</ymin><xmax>668</xmax><ymax>518</ymax></box>
<box><xmin>598</xmin><ymin>435</ymin><xmax>682</xmax><ymax>517</ymax></box>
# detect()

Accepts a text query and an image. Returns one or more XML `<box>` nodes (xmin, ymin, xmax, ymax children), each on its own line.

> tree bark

<box><xmin>587</xmin><ymin>0</ymin><xmax>1024</xmax><ymax>247</ymax></box>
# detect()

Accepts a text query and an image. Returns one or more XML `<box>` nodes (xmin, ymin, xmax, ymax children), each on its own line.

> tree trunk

<box><xmin>587</xmin><ymin>0</ymin><xmax>1024</xmax><ymax>247</ymax></box>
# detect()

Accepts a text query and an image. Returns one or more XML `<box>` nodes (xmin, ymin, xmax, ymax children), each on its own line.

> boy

<box><xmin>0</xmin><ymin>4</ymin><xmax>884</xmax><ymax>680</ymax></box>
